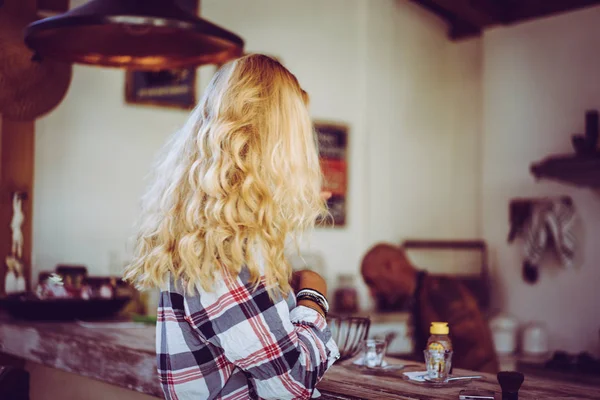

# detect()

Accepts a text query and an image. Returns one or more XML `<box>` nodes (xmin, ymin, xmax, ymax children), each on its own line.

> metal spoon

<box><xmin>424</xmin><ymin>375</ymin><xmax>483</xmax><ymax>383</ymax></box>
<box><xmin>447</xmin><ymin>375</ymin><xmax>483</xmax><ymax>381</ymax></box>
<box><xmin>365</xmin><ymin>364</ymin><xmax>418</xmax><ymax>371</ymax></box>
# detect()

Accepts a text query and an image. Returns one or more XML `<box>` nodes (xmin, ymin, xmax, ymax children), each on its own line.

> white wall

<box><xmin>34</xmin><ymin>0</ymin><xmax>482</xmax><ymax>295</ymax></box>
<box><xmin>364</xmin><ymin>1</ymin><xmax>483</xmax><ymax>277</ymax></box>
<box><xmin>482</xmin><ymin>6</ymin><xmax>600</xmax><ymax>354</ymax></box>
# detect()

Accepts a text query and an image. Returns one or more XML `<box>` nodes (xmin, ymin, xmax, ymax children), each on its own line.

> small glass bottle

<box><xmin>333</xmin><ymin>274</ymin><xmax>358</xmax><ymax>314</ymax></box>
<box><xmin>425</xmin><ymin>322</ymin><xmax>453</xmax><ymax>382</ymax></box>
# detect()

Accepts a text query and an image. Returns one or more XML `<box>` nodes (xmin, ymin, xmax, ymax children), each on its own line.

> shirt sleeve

<box><xmin>184</xmin><ymin>270</ymin><xmax>340</xmax><ymax>400</ymax></box>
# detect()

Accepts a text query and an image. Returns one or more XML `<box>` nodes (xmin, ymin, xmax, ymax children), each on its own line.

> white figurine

<box><xmin>5</xmin><ymin>193</ymin><xmax>27</xmax><ymax>294</ymax></box>
<box><xmin>10</xmin><ymin>193</ymin><xmax>24</xmax><ymax>260</ymax></box>
<box><xmin>4</xmin><ymin>256</ymin><xmax>22</xmax><ymax>294</ymax></box>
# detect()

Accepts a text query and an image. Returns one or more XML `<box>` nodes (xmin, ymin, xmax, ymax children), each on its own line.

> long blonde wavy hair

<box><xmin>124</xmin><ymin>54</ymin><xmax>327</xmax><ymax>297</ymax></box>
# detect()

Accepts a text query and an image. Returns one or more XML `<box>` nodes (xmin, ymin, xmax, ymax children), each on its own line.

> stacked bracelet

<box><xmin>296</xmin><ymin>288</ymin><xmax>329</xmax><ymax>316</ymax></box>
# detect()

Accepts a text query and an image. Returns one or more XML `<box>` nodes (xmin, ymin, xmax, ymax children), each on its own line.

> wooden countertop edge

<box><xmin>1</xmin><ymin>318</ymin><xmax>599</xmax><ymax>399</ymax></box>
<box><xmin>0</xmin><ymin>321</ymin><xmax>163</xmax><ymax>397</ymax></box>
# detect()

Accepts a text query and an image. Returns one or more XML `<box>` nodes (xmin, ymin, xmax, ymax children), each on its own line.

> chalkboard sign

<box><xmin>315</xmin><ymin>122</ymin><xmax>348</xmax><ymax>227</ymax></box>
<box><xmin>124</xmin><ymin>0</ymin><xmax>199</xmax><ymax>110</ymax></box>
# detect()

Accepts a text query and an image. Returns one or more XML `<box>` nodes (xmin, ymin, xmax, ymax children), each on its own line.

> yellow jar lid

<box><xmin>430</xmin><ymin>322</ymin><xmax>449</xmax><ymax>335</ymax></box>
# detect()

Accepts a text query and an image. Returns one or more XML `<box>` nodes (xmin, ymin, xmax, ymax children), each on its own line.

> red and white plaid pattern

<box><xmin>156</xmin><ymin>268</ymin><xmax>339</xmax><ymax>399</ymax></box>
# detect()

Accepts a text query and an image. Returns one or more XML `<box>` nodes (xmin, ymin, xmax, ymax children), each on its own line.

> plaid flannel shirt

<box><xmin>157</xmin><ymin>268</ymin><xmax>340</xmax><ymax>400</ymax></box>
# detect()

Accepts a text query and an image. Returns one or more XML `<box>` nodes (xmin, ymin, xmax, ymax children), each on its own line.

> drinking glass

<box><xmin>361</xmin><ymin>339</ymin><xmax>387</xmax><ymax>368</ymax></box>
<box><xmin>424</xmin><ymin>349</ymin><xmax>453</xmax><ymax>382</ymax></box>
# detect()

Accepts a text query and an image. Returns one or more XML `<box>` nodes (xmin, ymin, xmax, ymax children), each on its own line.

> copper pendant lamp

<box><xmin>24</xmin><ymin>0</ymin><xmax>245</xmax><ymax>70</ymax></box>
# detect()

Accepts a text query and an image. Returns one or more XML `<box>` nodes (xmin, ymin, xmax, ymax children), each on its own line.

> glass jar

<box><xmin>333</xmin><ymin>274</ymin><xmax>358</xmax><ymax>314</ymax></box>
<box><xmin>426</xmin><ymin>322</ymin><xmax>453</xmax><ymax>382</ymax></box>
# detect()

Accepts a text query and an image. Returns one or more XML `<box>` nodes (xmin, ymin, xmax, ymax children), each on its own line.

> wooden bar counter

<box><xmin>318</xmin><ymin>362</ymin><xmax>600</xmax><ymax>399</ymax></box>
<box><xmin>1</xmin><ymin>315</ymin><xmax>599</xmax><ymax>399</ymax></box>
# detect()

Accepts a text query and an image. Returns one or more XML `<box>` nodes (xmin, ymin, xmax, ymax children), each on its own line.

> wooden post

<box><xmin>0</xmin><ymin>0</ymin><xmax>37</xmax><ymax>295</ymax></box>
<box><xmin>0</xmin><ymin>121</ymin><xmax>35</xmax><ymax>294</ymax></box>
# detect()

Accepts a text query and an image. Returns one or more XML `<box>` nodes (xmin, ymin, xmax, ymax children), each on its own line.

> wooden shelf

<box><xmin>531</xmin><ymin>154</ymin><xmax>600</xmax><ymax>187</ymax></box>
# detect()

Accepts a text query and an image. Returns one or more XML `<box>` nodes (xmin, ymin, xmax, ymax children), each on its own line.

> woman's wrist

<box><xmin>297</xmin><ymin>299</ymin><xmax>326</xmax><ymax>318</ymax></box>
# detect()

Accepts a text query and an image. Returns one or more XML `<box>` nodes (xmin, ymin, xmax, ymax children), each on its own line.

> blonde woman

<box><xmin>124</xmin><ymin>54</ymin><xmax>340</xmax><ymax>400</ymax></box>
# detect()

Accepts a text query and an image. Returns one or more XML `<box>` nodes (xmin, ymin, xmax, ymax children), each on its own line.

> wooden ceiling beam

<box><xmin>409</xmin><ymin>0</ymin><xmax>481</xmax><ymax>39</ymax></box>
<box><xmin>410</xmin><ymin>0</ymin><xmax>508</xmax><ymax>40</ymax></box>
<box><xmin>413</xmin><ymin>0</ymin><xmax>600</xmax><ymax>40</ymax></box>
<box><xmin>427</xmin><ymin>0</ymin><xmax>505</xmax><ymax>26</ymax></box>
<box><xmin>449</xmin><ymin>22</ymin><xmax>483</xmax><ymax>41</ymax></box>
<box><xmin>505</xmin><ymin>0</ymin><xmax>600</xmax><ymax>24</ymax></box>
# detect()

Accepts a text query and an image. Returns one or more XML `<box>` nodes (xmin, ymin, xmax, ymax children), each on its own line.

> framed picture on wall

<box><xmin>125</xmin><ymin>69</ymin><xmax>197</xmax><ymax>110</ymax></box>
<box><xmin>315</xmin><ymin>121</ymin><xmax>348</xmax><ymax>227</ymax></box>
<box><xmin>124</xmin><ymin>0</ymin><xmax>199</xmax><ymax>110</ymax></box>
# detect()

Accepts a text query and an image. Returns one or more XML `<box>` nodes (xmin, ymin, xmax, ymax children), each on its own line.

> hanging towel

<box><xmin>523</xmin><ymin>198</ymin><xmax>577</xmax><ymax>281</ymax></box>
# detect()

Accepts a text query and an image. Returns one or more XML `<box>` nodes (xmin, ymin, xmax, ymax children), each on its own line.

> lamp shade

<box><xmin>24</xmin><ymin>0</ymin><xmax>245</xmax><ymax>70</ymax></box>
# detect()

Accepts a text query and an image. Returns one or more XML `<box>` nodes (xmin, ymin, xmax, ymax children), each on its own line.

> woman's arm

<box><xmin>185</xmin><ymin>269</ymin><xmax>339</xmax><ymax>400</ymax></box>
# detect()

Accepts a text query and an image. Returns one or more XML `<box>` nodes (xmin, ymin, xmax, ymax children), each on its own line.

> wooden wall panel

<box><xmin>0</xmin><ymin>0</ymin><xmax>38</xmax><ymax>294</ymax></box>
<box><xmin>0</xmin><ymin>120</ymin><xmax>35</xmax><ymax>294</ymax></box>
